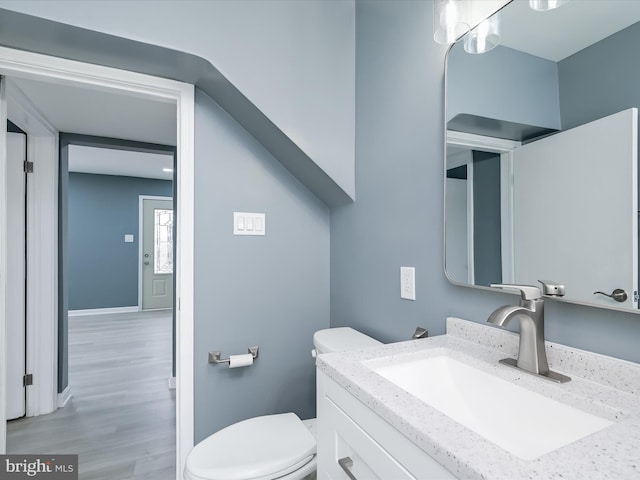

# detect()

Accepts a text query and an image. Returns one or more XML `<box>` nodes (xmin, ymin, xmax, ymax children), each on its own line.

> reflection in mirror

<box><xmin>444</xmin><ymin>0</ymin><xmax>640</xmax><ymax>312</ymax></box>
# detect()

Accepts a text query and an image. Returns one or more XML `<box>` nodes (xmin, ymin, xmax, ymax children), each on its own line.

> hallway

<box><xmin>7</xmin><ymin>310</ymin><xmax>175</xmax><ymax>479</ymax></box>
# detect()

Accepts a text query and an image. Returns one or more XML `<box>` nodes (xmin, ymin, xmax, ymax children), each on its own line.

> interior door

<box><xmin>512</xmin><ymin>108</ymin><xmax>638</xmax><ymax>308</ymax></box>
<box><xmin>6</xmin><ymin>131</ymin><xmax>26</xmax><ymax>420</ymax></box>
<box><xmin>142</xmin><ymin>198</ymin><xmax>174</xmax><ymax>310</ymax></box>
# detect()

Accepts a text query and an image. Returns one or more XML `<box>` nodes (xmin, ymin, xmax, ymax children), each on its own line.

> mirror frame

<box><xmin>442</xmin><ymin>1</ymin><xmax>640</xmax><ymax>314</ymax></box>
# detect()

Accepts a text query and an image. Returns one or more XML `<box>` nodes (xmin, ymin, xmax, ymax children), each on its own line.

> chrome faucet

<box><xmin>488</xmin><ymin>284</ymin><xmax>570</xmax><ymax>383</ymax></box>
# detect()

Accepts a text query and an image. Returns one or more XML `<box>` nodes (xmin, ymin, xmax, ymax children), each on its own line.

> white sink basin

<box><xmin>372</xmin><ymin>354</ymin><xmax>613</xmax><ymax>460</ymax></box>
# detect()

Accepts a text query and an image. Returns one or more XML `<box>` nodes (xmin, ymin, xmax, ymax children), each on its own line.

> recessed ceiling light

<box><xmin>163</xmin><ymin>168</ymin><xmax>174</xmax><ymax>172</ymax></box>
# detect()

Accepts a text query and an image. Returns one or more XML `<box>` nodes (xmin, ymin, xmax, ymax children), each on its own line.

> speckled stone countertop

<box><xmin>316</xmin><ymin>317</ymin><xmax>640</xmax><ymax>480</ymax></box>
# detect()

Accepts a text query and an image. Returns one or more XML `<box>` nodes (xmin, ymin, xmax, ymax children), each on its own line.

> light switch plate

<box><xmin>124</xmin><ymin>234</ymin><xmax>134</xmax><ymax>243</ymax></box>
<box><xmin>234</xmin><ymin>212</ymin><xmax>266</xmax><ymax>236</ymax></box>
<box><xmin>400</xmin><ymin>266</ymin><xmax>416</xmax><ymax>300</ymax></box>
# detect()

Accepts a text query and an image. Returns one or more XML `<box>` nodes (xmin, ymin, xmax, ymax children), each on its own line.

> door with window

<box><xmin>141</xmin><ymin>197</ymin><xmax>174</xmax><ymax>310</ymax></box>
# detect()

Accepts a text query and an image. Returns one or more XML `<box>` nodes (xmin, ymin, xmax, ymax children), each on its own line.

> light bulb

<box><xmin>529</xmin><ymin>0</ymin><xmax>569</xmax><ymax>12</ymax></box>
<box><xmin>433</xmin><ymin>0</ymin><xmax>469</xmax><ymax>44</ymax></box>
<box><xmin>464</xmin><ymin>14</ymin><xmax>500</xmax><ymax>54</ymax></box>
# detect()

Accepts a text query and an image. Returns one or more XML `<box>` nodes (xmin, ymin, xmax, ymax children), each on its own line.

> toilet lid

<box><xmin>185</xmin><ymin>413</ymin><xmax>316</xmax><ymax>480</ymax></box>
<box><xmin>313</xmin><ymin>327</ymin><xmax>381</xmax><ymax>354</ymax></box>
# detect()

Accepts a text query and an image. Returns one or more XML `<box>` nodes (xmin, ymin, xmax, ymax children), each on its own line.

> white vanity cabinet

<box><xmin>316</xmin><ymin>371</ymin><xmax>457</xmax><ymax>480</ymax></box>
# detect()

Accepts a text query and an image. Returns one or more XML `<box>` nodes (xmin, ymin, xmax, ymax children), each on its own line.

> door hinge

<box><xmin>23</xmin><ymin>373</ymin><xmax>33</xmax><ymax>387</ymax></box>
<box><xmin>24</xmin><ymin>160</ymin><xmax>34</xmax><ymax>173</ymax></box>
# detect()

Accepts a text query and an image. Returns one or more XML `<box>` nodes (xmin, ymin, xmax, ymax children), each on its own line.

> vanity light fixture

<box><xmin>435</xmin><ymin>0</ymin><xmax>568</xmax><ymax>52</ymax></box>
<box><xmin>464</xmin><ymin>14</ymin><xmax>500</xmax><ymax>54</ymax></box>
<box><xmin>433</xmin><ymin>0</ymin><xmax>470</xmax><ymax>44</ymax></box>
<box><xmin>529</xmin><ymin>0</ymin><xmax>569</xmax><ymax>12</ymax></box>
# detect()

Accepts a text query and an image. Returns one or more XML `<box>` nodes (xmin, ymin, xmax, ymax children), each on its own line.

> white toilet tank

<box><xmin>313</xmin><ymin>327</ymin><xmax>381</xmax><ymax>355</ymax></box>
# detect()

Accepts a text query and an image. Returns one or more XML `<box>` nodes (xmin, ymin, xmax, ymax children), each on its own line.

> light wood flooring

<box><xmin>7</xmin><ymin>310</ymin><xmax>176</xmax><ymax>480</ymax></box>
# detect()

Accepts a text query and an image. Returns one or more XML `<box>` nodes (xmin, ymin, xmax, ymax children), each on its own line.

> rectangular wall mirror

<box><xmin>444</xmin><ymin>0</ymin><xmax>640</xmax><ymax>313</ymax></box>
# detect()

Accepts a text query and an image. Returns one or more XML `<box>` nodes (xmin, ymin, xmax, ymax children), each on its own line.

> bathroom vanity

<box><xmin>315</xmin><ymin>318</ymin><xmax>640</xmax><ymax>479</ymax></box>
<box><xmin>316</xmin><ymin>371</ymin><xmax>456</xmax><ymax>480</ymax></box>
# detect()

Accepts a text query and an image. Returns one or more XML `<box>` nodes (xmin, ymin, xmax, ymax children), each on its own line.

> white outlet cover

<box><xmin>400</xmin><ymin>266</ymin><xmax>416</xmax><ymax>300</ymax></box>
<box><xmin>124</xmin><ymin>234</ymin><xmax>134</xmax><ymax>243</ymax></box>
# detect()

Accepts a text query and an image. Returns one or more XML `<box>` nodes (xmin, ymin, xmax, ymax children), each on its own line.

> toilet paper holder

<box><xmin>208</xmin><ymin>346</ymin><xmax>259</xmax><ymax>365</ymax></box>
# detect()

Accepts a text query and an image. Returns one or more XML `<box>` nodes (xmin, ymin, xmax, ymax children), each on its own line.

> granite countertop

<box><xmin>316</xmin><ymin>317</ymin><xmax>640</xmax><ymax>480</ymax></box>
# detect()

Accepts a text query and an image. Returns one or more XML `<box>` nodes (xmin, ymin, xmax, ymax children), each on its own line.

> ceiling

<box><xmin>499</xmin><ymin>0</ymin><xmax>640</xmax><ymax>62</ymax></box>
<box><xmin>9</xmin><ymin>76</ymin><xmax>176</xmax><ymax>179</ymax></box>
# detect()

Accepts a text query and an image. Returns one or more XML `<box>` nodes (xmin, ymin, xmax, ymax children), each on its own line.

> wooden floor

<box><xmin>7</xmin><ymin>310</ymin><xmax>176</xmax><ymax>480</ymax></box>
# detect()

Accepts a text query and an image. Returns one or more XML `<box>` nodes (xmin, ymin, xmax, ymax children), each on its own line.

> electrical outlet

<box><xmin>400</xmin><ymin>266</ymin><xmax>415</xmax><ymax>300</ymax></box>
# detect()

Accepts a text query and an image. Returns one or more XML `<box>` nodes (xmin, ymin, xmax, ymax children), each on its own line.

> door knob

<box><xmin>593</xmin><ymin>289</ymin><xmax>628</xmax><ymax>302</ymax></box>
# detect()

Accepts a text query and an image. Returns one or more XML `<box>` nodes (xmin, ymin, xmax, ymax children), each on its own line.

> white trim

<box><xmin>466</xmin><ymin>162</ymin><xmax>475</xmax><ymax>284</ymax></box>
<box><xmin>0</xmin><ymin>76</ymin><xmax>8</xmax><ymax>454</ymax></box>
<box><xmin>6</xmin><ymin>79</ymin><xmax>58</xmax><ymax>136</ymax></box>
<box><xmin>176</xmin><ymin>82</ymin><xmax>195</xmax><ymax>478</ymax></box>
<box><xmin>68</xmin><ymin>306</ymin><xmax>139</xmax><ymax>317</ymax></box>
<box><xmin>500</xmin><ymin>152</ymin><xmax>516</xmax><ymax>283</ymax></box>
<box><xmin>0</xmin><ymin>46</ymin><xmax>195</xmax><ymax>478</ymax></box>
<box><xmin>7</xmin><ymin>80</ymin><xmax>59</xmax><ymax>418</ymax></box>
<box><xmin>138</xmin><ymin>195</ymin><xmax>173</xmax><ymax>311</ymax></box>
<box><xmin>57</xmin><ymin>385</ymin><xmax>72</xmax><ymax>408</ymax></box>
<box><xmin>447</xmin><ymin>130</ymin><xmax>521</xmax><ymax>152</ymax></box>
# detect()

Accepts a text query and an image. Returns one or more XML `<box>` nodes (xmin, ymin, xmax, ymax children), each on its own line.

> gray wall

<box><xmin>0</xmin><ymin>4</ymin><xmax>334</xmax><ymax>435</ymax></box>
<box><xmin>447</xmin><ymin>42</ymin><xmax>561</xmax><ymax>129</ymax></box>
<box><xmin>558</xmin><ymin>21</ymin><xmax>640</xmax><ymax>131</ymax></box>
<box><xmin>4</xmin><ymin>0</ymin><xmax>640</xmax><ymax>439</ymax></box>
<box><xmin>0</xmin><ymin>0</ymin><xmax>356</xmax><ymax>199</ymax></box>
<box><xmin>68</xmin><ymin>172</ymin><xmax>172</xmax><ymax>310</ymax></box>
<box><xmin>331</xmin><ymin>0</ymin><xmax>640</xmax><ymax>365</ymax></box>
<box><xmin>194</xmin><ymin>89</ymin><xmax>330</xmax><ymax>441</ymax></box>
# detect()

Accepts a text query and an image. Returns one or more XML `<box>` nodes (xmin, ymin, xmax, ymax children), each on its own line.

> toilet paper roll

<box><xmin>228</xmin><ymin>353</ymin><xmax>254</xmax><ymax>368</ymax></box>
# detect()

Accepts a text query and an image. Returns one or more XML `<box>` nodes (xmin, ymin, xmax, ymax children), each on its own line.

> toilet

<box><xmin>184</xmin><ymin>327</ymin><xmax>381</xmax><ymax>480</ymax></box>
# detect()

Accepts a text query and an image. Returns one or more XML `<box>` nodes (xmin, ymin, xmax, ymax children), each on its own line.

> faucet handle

<box><xmin>490</xmin><ymin>284</ymin><xmax>542</xmax><ymax>300</ymax></box>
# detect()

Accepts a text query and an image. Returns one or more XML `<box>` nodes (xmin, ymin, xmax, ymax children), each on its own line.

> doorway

<box><xmin>0</xmin><ymin>46</ymin><xmax>195</xmax><ymax>479</ymax></box>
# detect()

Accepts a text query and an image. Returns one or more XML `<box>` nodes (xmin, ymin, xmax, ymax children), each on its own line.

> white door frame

<box><xmin>446</xmin><ymin>130</ymin><xmax>520</xmax><ymax>284</ymax></box>
<box><xmin>466</xmin><ymin>160</ymin><xmax>475</xmax><ymax>284</ymax></box>
<box><xmin>0</xmin><ymin>46</ymin><xmax>195</xmax><ymax>480</ymax></box>
<box><xmin>0</xmin><ymin>77</ymin><xmax>7</xmax><ymax>454</ymax></box>
<box><xmin>138</xmin><ymin>195</ymin><xmax>174</xmax><ymax>311</ymax></box>
<box><xmin>5</xmin><ymin>79</ymin><xmax>59</xmax><ymax>419</ymax></box>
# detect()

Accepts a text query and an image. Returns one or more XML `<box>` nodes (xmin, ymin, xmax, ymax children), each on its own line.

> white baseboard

<box><xmin>168</xmin><ymin>376</ymin><xmax>176</xmax><ymax>390</ymax></box>
<box><xmin>57</xmin><ymin>386</ymin><xmax>72</xmax><ymax>408</ymax></box>
<box><xmin>68</xmin><ymin>306</ymin><xmax>139</xmax><ymax>317</ymax></box>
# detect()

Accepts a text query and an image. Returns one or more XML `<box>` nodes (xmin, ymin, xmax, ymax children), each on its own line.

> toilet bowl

<box><xmin>184</xmin><ymin>327</ymin><xmax>381</xmax><ymax>480</ymax></box>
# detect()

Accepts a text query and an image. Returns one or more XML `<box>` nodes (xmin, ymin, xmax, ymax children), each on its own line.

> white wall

<box><xmin>0</xmin><ymin>0</ymin><xmax>356</xmax><ymax>198</ymax></box>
